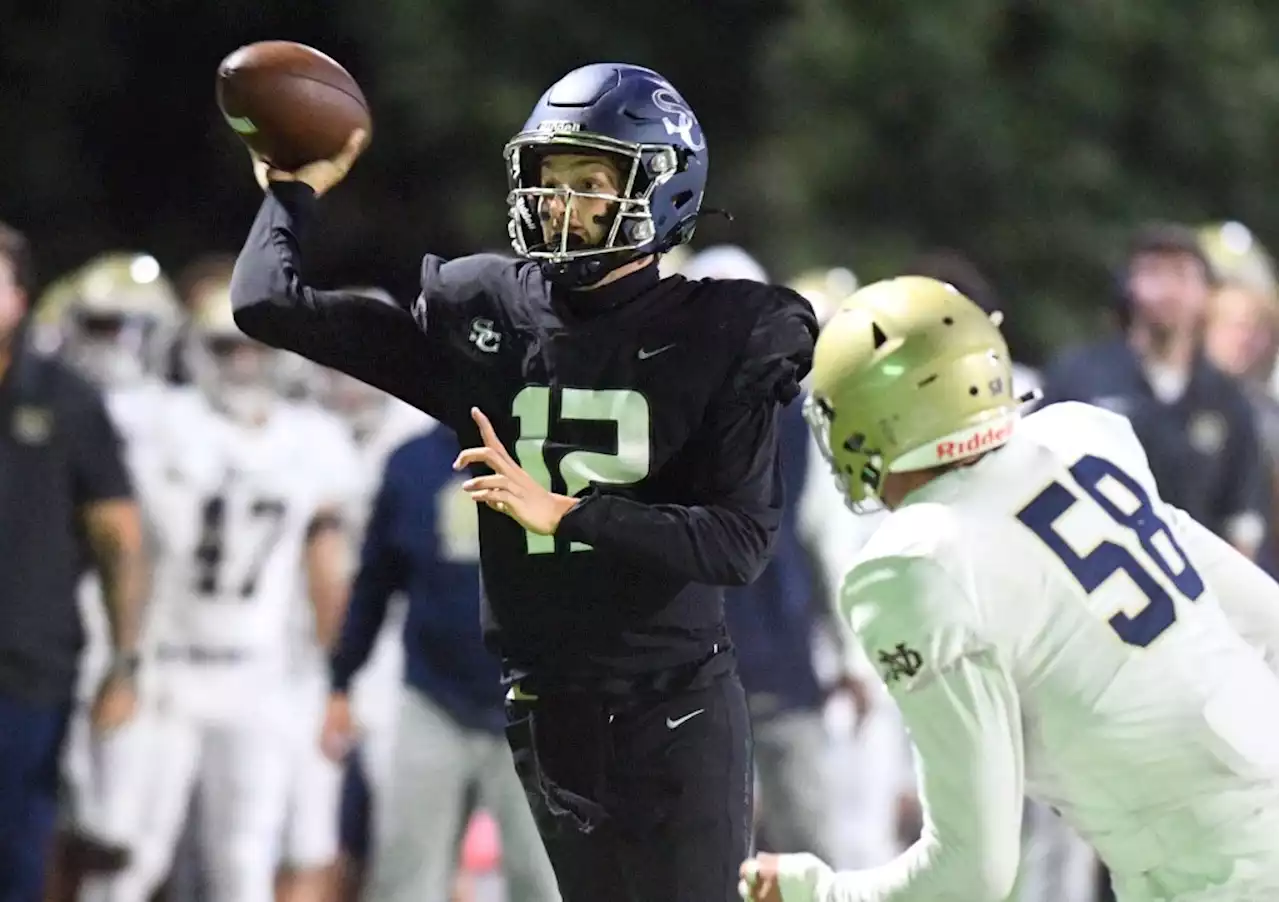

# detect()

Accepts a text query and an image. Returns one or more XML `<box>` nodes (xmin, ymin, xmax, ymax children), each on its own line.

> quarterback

<box><xmin>741</xmin><ymin>277</ymin><xmax>1279</xmax><ymax>902</ymax></box>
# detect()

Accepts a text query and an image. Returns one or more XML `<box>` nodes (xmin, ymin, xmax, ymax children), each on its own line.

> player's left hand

<box><xmin>739</xmin><ymin>852</ymin><xmax>832</xmax><ymax>902</ymax></box>
<box><xmin>456</xmin><ymin>407</ymin><xmax>579</xmax><ymax>535</ymax></box>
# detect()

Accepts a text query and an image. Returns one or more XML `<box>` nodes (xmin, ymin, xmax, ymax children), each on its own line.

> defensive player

<box><xmin>740</xmin><ymin>276</ymin><xmax>1279</xmax><ymax>902</ymax></box>
<box><xmin>230</xmin><ymin>62</ymin><xmax>817</xmax><ymax>901</ymax></box>
<box><xmin>102</xmin><ymin>289</ymin><xmax>361</xmax><ymax>902</ymax></box>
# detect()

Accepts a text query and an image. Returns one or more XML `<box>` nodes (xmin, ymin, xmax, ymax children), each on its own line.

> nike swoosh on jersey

<box><xmin>637</xmin><ymin>344</ymin><xmax>676</xmax><ymax>360</ymax></box>
<box><xmin>665</xmin><ymin>708</ymin><xmax>705</xmax><ymax>729</ymax></box>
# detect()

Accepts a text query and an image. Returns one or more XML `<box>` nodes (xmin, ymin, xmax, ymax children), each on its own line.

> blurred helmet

<box><xmin>677</xmin><ymin>245</ymin><xmax>768</xmax><ymax>283</ymax></box>
<box><xmin>804</xmin><ymin>277</ymin><xmax>1017</xmax><ymax>511</ymax></box>
<box><xmin>275</xmin><ymin>352</ymin><xmax>329</xmax><ymax>403</ymax></box>
<box><xmin>505</xmin><ymin>63</ymin><xmax>708</xmax><ymax>288</ymax></box>
<box><xmin>787</xmin><ymin>266</ymin><xmax>859</xmax><ymax>326</ymax></box>
<box><xmin>1198</xmin><ymin>221</ymin><xmax>1278</xmax><ymax>296</ymax></box>
<box><xmin>40</xmin><ymin>252</ymin><xmax>181</xmax><ymax>388</ymax></box>
<box><xmin>185</xmin><ymin>281</ymin><xmax>278</xmax><ymax>425</ymax></box>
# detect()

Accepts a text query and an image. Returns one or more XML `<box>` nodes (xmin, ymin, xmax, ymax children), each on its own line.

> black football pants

<box><xmin>505</xmin><ymin>667</ymin><xmax>753</xmax><ymax>902</ymax></box>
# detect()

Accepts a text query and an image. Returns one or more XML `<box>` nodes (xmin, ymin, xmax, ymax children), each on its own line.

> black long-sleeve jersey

<box><xmin>231</xmin><ymin>183</ymin><xmax>818</xmax><ymax>684</ymax></box>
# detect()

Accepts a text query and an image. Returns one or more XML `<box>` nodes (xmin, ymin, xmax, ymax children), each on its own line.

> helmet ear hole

<box><xmin>871</xmin><ymin>322</ymin><xmax>888</xmax><ymax>350</ymax></box>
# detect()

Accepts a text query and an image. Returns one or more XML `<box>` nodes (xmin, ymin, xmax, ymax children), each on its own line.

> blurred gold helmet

<box><xmin>185</xmin><ymin>278</ymin><xmax>278</xmax><ymax>424</ymax></box>
<box><xmin>787</xmin><ymin>266</ymin><xmax>858</xmax><ymax>326</ymax></box>
<box><xmin>39</xmin><ymin>252</ymin><xmax>181</xmax><ymax>387</ymax></box>
<box><xmin>803</xmin><ymin>276</ymin><xmax>1018</xmax><ymax>509</ymax></box>
<box><xmin>1198</xmin><ymin>222</ymin><xmax>1277</xmax><ymax>296</ymax></box>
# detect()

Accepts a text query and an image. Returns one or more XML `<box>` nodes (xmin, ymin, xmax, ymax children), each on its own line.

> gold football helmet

<box><xmin>803</xmin><ymin>276</ymin><xmax>1018</xmax><ymax>509</ymax></box>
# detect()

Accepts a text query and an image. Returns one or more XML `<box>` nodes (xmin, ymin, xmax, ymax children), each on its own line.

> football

<box><xmin>216</xmin><ymin>41</ymin><xmax>371</xmax><ymax>171</ymax></box>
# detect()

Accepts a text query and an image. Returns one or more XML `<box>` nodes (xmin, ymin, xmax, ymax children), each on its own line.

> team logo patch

<box><xmin>1188</xmin><ymin>410</ymin><xmax>1227</xmax><ymax>455</ymax></box>
<box><xmin>468</xmin><ymin>318</ymin><xmax>502</xmax><ymax>354</ymax></box>
<box><xmin>11</xmin><ymin>405</ymin><xmax>53</xmax><ymax>445</ymax></box>
<box><xmin>877</xmin><ymin>642</ymin><xmax>923</xmax><ymax>684</ymax></box>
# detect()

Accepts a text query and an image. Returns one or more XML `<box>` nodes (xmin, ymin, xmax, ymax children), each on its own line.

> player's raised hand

<box><xmin>456</xmin><ymin>407</ymin><xmax>579</xmax><ymax>535</ymax></box>
<box><xmin>252</xmin><ymin>128</ymin><xmax>368</xmax><ymax>198</ymax></box>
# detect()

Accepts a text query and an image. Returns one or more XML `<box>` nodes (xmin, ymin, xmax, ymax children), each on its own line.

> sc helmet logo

<box><xmin>652</xmin><ymin>88</ymin><xmax>704</xmax><ymax>152</ymax></box>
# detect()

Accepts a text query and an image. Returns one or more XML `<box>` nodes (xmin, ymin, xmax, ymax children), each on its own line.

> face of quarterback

<box><xmin>1127</xmin><ymin>250</ymin><xmax>1210</xmax><ymax>334</ymax></box>
<box><xmin>0</xmin><ymin>255</ymin><xmax>25</xmax><ymax>350</ymax></box>
<box><xmin>537</xmin><ymin>153</ymin><xmax>623</xmax><ymax>250</ymax></box>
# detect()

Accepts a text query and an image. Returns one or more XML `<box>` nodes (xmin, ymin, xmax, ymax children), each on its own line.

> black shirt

<box><xmin>0</xmin><ymin>336</ymin><xmax>133</xmax><ymax>702</ymax></box>
<box><xmin>230</xmin><ymin>183</ymin><xmax>818</xmax><ymax>685</ymax></box>
<box><xmin>1039</xmin><ymin>336</ymin><xmax>1266</xmax><ymax>547</ymax></box>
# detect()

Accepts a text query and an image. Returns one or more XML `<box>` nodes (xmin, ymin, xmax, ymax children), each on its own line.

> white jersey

<box><xmin>825</xmin><ymin>402</ymin><xmax>1279</xmax><ymax>902</ymax></box>
<box><xmin>137</xmin><ymin>388</ymin><xmax>361</xmax><ymax>718</ymax></box>
<box><xmin>285</xmin><ymin>400</ymin><xmax>432</xmax><ymax>677</ymax></box>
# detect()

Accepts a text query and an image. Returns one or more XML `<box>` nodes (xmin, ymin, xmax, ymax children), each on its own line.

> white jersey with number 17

<box><xmin>137</xmin><ymin>388</ymin><xmax>361</xmax><ymax>717</ymax></box>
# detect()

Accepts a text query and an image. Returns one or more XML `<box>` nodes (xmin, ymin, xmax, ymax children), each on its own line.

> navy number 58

<box><xmin>1017</xmin><ymin>455</ymin><xmax>1204</xmax><ymax>647</ymax></box>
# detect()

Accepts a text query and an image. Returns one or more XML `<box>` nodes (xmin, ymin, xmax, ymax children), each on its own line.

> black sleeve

<box><xmin>556</xmin><ymin>288</ymin><xmax>817</xmax><ymax>586</ymax></box>
<box><xmin>65</xmin><ymin>372</ymin><xmax>133</xmax><ymax>505</ymax></box>
<box><xmin>329</xmin><ymin>448</ymin><xmax>409</xmax><ymax>693</ymax></box>
<box><xmin>229</xmin><ymin>183</ymin><xmax>447</xmax><ymax>419</ymax></box>
<box><xmin>1216</xmin><ymin>388</ymin><xmax>1268</xmax><ymax>547</ymax></box>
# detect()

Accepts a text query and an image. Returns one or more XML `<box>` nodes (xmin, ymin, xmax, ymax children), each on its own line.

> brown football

<box><xmin>216</xmin><ymin>41</ymin><xmax>371</xmax><ymax>171</ymax></box>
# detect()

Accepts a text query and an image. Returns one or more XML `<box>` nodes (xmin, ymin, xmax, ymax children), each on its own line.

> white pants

<box><xmin>366</xmin><ymin>688</ymin><xmax>559</xmax><ymax>902</ymax></box>
<box><xmin>279</xmin><ymin>672</ymin><xmax>342</xmax><ymax>870</ymax></box>
<box><xmin>94</xmin><ymin>667</ymin><xmax>293</xmax><ymax>902</ymax></box>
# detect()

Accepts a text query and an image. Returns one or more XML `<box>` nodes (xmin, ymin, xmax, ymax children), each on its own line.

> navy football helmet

<box><xmin>504</xmin><ymin>63</ymin><xmax>708</xmax><ymax>288</ymax></box>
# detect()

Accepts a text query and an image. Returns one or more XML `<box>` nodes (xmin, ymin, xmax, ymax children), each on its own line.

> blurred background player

<box><xmin>33</xmin><ymin>252</ymin><xmax>184</xmax><ymax>902</ymax></box>
<box><xmin>323</xmin><ymin>420</ymin><xmax>559</xmax><ymax>902</ymax></box>
<box><xmin>1198</xmin><ymin>221</ymin><xmax>1279</xmax><ymax>579</ymax></box>
<box><xmin>98</xmin><ymin>287</ymin><xmax>362</xmax><ymax>902</ymax></box>
<box><xmin>0</xmin><ymin>224</ymin><xmax>146</xmax><ymax>902</ymax></box>
<box><xmin>273</xmin><ymin>288</ymin><xmax>429</xmax><ymax>902</ymax></box>
<box><xmin>1039</xmin><ymin>223</ymin><xmax>1268</xmax><ymax>562</ymax></box>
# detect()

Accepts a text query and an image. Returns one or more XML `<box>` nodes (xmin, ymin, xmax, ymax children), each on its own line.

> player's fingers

<box><xmin>471</xmin><ymin>407</ymin><xmax>500</xmax><ymax>448</ymax></box>
<box><xmin>453</xmin><ymin>446</ymin><xmax>501</xmax><ymax>472</ymax></box>
<box><xmin>470</xmin><ymin>489</ymin><xmax>513</xmax><ymax>516</ymax></box>
<box><xmin>471</xmin><ymin>407</ymin><xmax>517</xmax><ymax>464</ymax></box>
<box><xmin>339</xmin><ymin>128</ymin><xmax>369</xmax><ymax>163</ymax></box>
<box><xmin>462</xmin><ymin>474</ymin><xmax>505</xmax><ymax>493</ymax></box>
